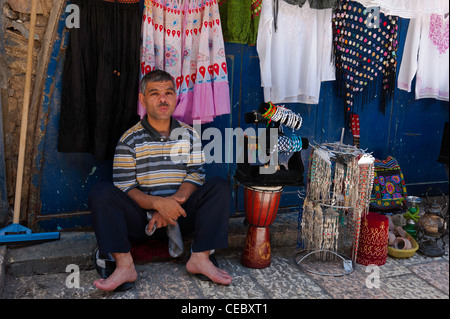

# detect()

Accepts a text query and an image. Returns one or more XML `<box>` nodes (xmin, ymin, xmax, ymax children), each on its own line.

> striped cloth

<box><xmin>113</xmin><ymin>117</ymin><xmax>205</xmax><ymax>196</ymax></box>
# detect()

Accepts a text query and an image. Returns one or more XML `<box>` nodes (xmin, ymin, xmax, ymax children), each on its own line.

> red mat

<box><xmin>130</xmin><ymin>240</ymin><xmax>171</xmax><ymax>263</ymax></box>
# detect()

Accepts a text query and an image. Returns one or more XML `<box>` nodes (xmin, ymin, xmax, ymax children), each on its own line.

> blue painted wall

<box><xmin>35</xmin><ymin>14</ymin><xmax>448</xmax><ymax>231</ymax></box>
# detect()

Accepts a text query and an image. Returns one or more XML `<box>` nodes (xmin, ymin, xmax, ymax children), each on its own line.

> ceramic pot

<box><xmin>394</xmin><ymin>237</ymin><xmax>412</xmax><ymax>250</ymax></box>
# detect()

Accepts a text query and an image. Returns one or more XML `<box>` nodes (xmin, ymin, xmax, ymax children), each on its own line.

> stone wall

<box><xmin>0</xmin><ymin>0</ymin><xmax>54</xmax><ymax>218</ymax></box>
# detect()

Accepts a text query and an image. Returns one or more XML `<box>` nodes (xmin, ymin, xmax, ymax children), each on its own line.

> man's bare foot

<box><xmin>94</xmin><ymin>252</ymin><xmax>137</xmax><ymax>292</ymax></box>
<box><xmin>186</xmin><ymin>251</ymin><xmax>232</xmax><ymax>285</ymax></box>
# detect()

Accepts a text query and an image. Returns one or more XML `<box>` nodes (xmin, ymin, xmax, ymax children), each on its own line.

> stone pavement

<box><xmin>0</xmin><ymin>211</ymin><xmax>448</xmax><ymax>302</ymax></box>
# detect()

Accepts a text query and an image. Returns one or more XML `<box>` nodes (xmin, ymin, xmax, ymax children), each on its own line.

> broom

<box><xmin>0</xmin><ymin>0</ymin><xmax>59</xmax><ymax>244</ymax></box>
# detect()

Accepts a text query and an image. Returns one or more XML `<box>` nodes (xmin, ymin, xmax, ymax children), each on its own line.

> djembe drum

<box><xmin>241</xmin><ymin>186</ymin><xmax>283</xmax><ymax>268</ymax></box>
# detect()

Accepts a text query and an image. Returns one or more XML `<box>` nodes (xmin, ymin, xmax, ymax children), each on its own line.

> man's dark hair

<box><xmin>140</xmin><ymin>69</ymin><xmax>176</xmax><ymax>94</ymax></box>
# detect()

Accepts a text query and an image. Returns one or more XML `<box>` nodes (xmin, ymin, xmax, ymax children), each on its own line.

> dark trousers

<box><xmin>88</xmin><ymin>177</ymin><xmax>230</xmax><ymax>255</ymax></box>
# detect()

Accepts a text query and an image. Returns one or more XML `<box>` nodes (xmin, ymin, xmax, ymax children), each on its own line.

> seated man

<box><xmin>89</xmin><ymin>69</ymin><xmax>232</xmax><ymax>292</ymax></box>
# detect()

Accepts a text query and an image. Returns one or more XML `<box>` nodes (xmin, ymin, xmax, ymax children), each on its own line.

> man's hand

<box><xmin>168</xmin><ymin>182</ymin><xmax>198</xmax><ymax>205</ymax></box>
<box><xmin>168</xmin><ymin>193</ymin><xmax>187</xmax><ymax>205</ymax></box>
<box><xmin>147</xmin><ymin>212</ymin><xmax>169</xmax><ymax>232</ymax></box>
<box><xmin>127</xmin><ymin>188</ymin><xmax>187</xmax><ymax>225</ymax></box>
<box><xmin>151</xmin><ymin>196</ymin><xmax>186</xmax><ymax>225</ymax></box>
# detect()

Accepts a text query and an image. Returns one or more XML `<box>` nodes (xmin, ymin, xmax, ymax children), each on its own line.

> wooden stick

<box><xmin>25</xmin><ymin>0</ymin><xmax>67</xmax><ymax>226</ymax></box>
<box><xmin>13</xmin><ymin>0</ymin><xmax>38</xmax><ymax>224</ymax></box>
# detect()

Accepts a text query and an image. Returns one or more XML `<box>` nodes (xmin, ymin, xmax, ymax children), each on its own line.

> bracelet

<box><xmin>296</xmin><ymin>115</ymin><xmax>303</xmax><ymax>130</ymax></box>
<box><xmin>280</xmin><ymin>110</ymin><xmax>289</xmax><ymax>124</ymax></box>
<box><xmin>262</xmin><ymin>102</ymin><xmax>275</xmax><ymax>119</ymax></box>
<box><xmin>271</xmin><ymin>106</ymin><xmax>283</xmax><ymax>122</ymax></box>
<box><xmin>261</xmin><ymin>103</ymin><xmax>303</xmax><ymax>131</ymax></box>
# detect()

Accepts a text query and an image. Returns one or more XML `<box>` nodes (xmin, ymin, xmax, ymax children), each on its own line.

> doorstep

<box><xmin>0</xmin><ymin>211</ymin><xmax>300</xmax><ymax>280</ymax></box>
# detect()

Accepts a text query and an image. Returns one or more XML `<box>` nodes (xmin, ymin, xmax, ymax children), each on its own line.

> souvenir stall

<box><xmin>246</xmin><ymin>0</ymin><xmax>448</xmax><ymax>272</ymax></box>
<box><xmin>1</xmin><ymin>0</ymin><xmax>448</xmax><ymax>264</ymax></box>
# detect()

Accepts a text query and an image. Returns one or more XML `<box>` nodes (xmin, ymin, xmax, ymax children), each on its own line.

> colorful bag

<box><xmin>370</xmin><ymin>156</ymin><xmax>407</xmax><ymax>211</ymax></box>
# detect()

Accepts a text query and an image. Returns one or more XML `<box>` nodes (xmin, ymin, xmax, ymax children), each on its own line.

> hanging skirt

<box><xmin>58</xmin><ymin>0</ymin><xmax>141</xmax><ymax>161</ymax></box>
<box><xmin>139</xmin><ymin>0</ymin><xmax>230</xmax><ymax>124</ymax></box>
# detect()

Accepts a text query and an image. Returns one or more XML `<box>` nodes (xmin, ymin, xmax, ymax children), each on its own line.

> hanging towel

<box><xmin>146</xmin><ymin>212</ymin><xmax>184</xmax><ymax>258</ymax></box>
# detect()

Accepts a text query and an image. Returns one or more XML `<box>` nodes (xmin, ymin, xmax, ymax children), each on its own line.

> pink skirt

<box><xmin>139</xmin><ymin>0</ymin><xmax>230</xmax><ymax>124</ymax></box>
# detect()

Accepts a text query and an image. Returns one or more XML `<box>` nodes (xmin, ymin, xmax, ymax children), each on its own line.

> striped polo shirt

<box><xmin>113</xmin><ymin>116</ymin><xmax>205</xmax><ymax>197</ymax></box>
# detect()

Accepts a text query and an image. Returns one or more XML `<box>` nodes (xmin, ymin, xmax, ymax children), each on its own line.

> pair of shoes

<box><xmin>195</xmin><ymin>254</ymin><xmax>219</xmax><ymax>282</ymax></box>
<box><xmin>93</xmin><ymin>248</ymin><xmax>134</xmax><ymax>292</ymax></box>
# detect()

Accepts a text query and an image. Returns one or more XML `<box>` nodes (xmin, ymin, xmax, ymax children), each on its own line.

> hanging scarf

<box><xmin>332</xmin><ymin>0</ymin><xmax>399</xmax><ymax>116</ymax></box>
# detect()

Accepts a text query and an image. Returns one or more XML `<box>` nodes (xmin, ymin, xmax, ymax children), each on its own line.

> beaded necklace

<box><xmin>303</xmin><ymin>143</ymin><xmax>375</xmax><ymax>262</ymax></box>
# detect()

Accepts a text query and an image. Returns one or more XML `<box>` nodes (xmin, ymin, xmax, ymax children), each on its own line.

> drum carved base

<box><xmin>241</xmin><ymin>226</ymin><xmax>271</xmax><ymax>269</ymax></box>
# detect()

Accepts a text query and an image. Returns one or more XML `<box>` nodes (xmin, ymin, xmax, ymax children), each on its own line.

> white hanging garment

<box><xmin>397</xmin><ymin>14</ymin><xmax>449</xmax><ymax>101</ymax></box>
<box><xmin>257</xmin><ymin>0</ymin><xmax>335</xmax><ymax>104</ymax></box>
